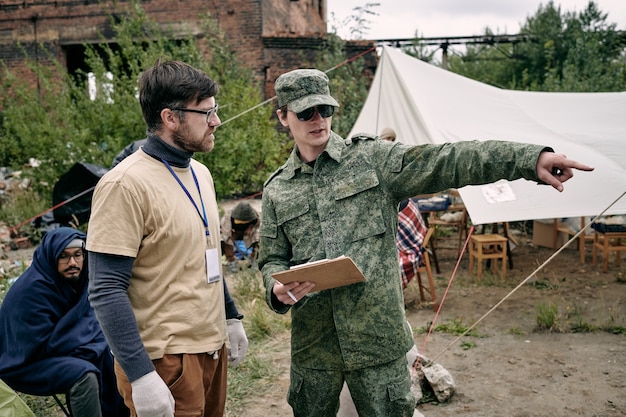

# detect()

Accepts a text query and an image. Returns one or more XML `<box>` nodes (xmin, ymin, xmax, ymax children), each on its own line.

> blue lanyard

<box><xmin>161</xmin><ymin>159</ymin><xmax>210</xmax><ymax>236</ymax></box>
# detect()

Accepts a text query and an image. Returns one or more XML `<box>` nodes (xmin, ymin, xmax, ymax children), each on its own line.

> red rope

<box><xmin>324</xmin><ymin>45</ymin><xmax>378</xmax><ymax>74</ymax></box>
<box><xmin>415</xmin><ymin>225</ymin><xmax>475</xmax><ymax>369</ymax></box>
<box><xmin>8</xmin><ymin>186</ymin><xmax>95</xmax><ymax>234</ymax></box>
<box><xmin>8</xmin><ymin>46</ymin><xmax>377</xmax><ymax>234</ymax></box>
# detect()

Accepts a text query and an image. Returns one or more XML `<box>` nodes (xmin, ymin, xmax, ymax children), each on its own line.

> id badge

<box><xmin>205</xmin><ymin>248</ymin><xmax>221</xmax><ymax>284</ymax></box>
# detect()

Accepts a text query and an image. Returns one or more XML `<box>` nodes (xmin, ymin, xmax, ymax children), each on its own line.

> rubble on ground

<box><xmin>0</xmin><ymin>164</ymin><xmax>40</xmax><ymax>259</ymax></box>
<box><xmin>408</xmin><ymin>345</ymin><xmax>456</xmax><ymax>403</ymax></box>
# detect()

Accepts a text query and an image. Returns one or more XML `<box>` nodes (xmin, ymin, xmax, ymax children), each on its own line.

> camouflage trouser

<box><xmin>288</xmin><ymin>355</ymin><xmax>415</xmax><ymax>417</ymax></box>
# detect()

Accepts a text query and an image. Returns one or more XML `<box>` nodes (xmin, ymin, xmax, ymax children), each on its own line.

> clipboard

<box><xmin>271</xmin><ymin>256</ymin><xmax>366</xmax><ymax>292</ymax></box>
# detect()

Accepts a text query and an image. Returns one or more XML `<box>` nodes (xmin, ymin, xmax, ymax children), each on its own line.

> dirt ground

<box><xmin>235</xmin><ymin>226</ymin><xmax>626</xmax><ymax>417</ymax></box>
<box><xmin>3</xmin><ymin>220</ymin><xmax>624</xmax><ymax>417</ymax></box>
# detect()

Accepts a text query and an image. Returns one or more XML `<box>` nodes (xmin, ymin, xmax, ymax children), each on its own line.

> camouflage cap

<box><xmin>275</xmin><ymin>69</ymin><xmax>340</xmax><ymax>114</ymax></box>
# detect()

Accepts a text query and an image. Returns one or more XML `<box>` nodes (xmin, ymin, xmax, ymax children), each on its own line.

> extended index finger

<box><xmin>561</xmin><ymin>159</ymin><xmax>594</xmax><ymax>172</ymax></box>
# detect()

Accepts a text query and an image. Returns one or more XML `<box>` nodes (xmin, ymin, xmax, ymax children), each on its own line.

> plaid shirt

<box><xmin>397</xmin><ymin>199</ymin><xmax>427</xmax><ymax>289</ymax></box>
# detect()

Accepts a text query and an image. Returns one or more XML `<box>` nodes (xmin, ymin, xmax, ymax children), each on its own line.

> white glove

<box><xmin>226</xmin><ymin>318</ymin><xmax>248</xmax><ymax>367</ymax></box>
<box><xmin>130</xmin><ymin>370</ymin><xmax>175</xmax><ymax>417</ymax></box>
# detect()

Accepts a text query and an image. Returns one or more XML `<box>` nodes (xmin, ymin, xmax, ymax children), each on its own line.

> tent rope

<box><xmin>423</xmin><ymin>190</ymin><xmax>626</xmax><ymax>366</ymax></box>
<box><xmin>8</xmin><ymin>48</ymin><xmax>378</xmax><ymax>233</ymax></box>
<box><xmin>219</xmin><ymin>46</ymin><xmax>377</xmax><ymax>127</ymax></box>
<box><xmin>8</xmin><ymin>186</ymin><xmax>96</xmax><ymax>235</ymax></box>
<box><xmin>415</xmin><ymin>224</ymin><xmax>475</xmax><ymax>371</ymax></box>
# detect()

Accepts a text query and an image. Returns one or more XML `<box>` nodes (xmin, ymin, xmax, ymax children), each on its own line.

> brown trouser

<box><xmin>114</xmin><ymin>345</ymin><xmax>228</xmax><ymax>417</ymax></box>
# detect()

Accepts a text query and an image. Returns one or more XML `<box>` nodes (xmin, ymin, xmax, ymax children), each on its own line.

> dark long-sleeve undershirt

<box><xmin>88</xmin><ymin>134</ymin><xmax>241</xmax><ymax>382</ymax></box>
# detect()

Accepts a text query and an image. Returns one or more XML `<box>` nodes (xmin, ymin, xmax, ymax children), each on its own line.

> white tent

<box><xmin>349</xmin><ymin>45</ymin><xmax>626</xmax><ymax>225</ymax></box>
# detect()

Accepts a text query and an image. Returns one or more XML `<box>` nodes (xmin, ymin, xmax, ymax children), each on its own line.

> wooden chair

<box><xmin>428</xmin><ymin>203</ymin><xmax>468</xmax><ymax>259</ymax></box>
<box><xmin>469</xmin><ymin>234</ymin><xmax>508</xmax><ymax>281</ymax></box>
<box><xmin>414</xmin><ymin>191</ymin><xmax>467</xmax><ymax>274</ymax></box>
<box><xmin>592</xmin><ymin>230</ymin><xmax>626</xmax><ymax>273</ymax></box>
<box><xmin>553</xmin><ymin>217</ymin><xmax>594</xmax><ymax>264</ymax></box>
<box><xmin>412</xmin><ymin>228</ymin><xmax>438</xmax><ymax>311</ymax></box>
<box><xmin>474</xmin><ymin>222</ymin><xmax>515</xmax><ymax>269</ymax></box>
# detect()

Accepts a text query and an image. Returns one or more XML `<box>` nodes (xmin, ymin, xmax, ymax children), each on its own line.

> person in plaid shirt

<box><xmin>397</xmin><ymin>198</ymin><xmax>428</xmax><ymax>289</ymax></box>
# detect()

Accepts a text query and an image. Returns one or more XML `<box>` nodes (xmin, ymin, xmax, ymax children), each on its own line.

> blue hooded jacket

<box><xmin>0</xmin><ymin>227</ymin><xmax>126</xmax><ymax>416</ymax></box>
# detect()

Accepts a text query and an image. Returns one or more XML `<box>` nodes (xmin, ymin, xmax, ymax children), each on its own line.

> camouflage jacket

<box><xmin>259</xmin><ymin>132</ymin><xmax>544</xmax><ymax>371</ymax></box>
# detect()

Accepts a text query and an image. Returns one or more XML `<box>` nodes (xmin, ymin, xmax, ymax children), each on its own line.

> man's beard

<box><xmin>172</xmin><ymin>125</ymin><xmax>211</xmax><ymax>153</ymax></box>
<box><xmin>66</xmin><ymin>275</ymin><xmax>81</xmax><ymax>284</ymax></box>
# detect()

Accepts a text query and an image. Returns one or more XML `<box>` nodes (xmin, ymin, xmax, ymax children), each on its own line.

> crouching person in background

<box><xmin>221</xmin><ymin>201</ymin><xmax>261</xmax><ymax>273</ymax></box>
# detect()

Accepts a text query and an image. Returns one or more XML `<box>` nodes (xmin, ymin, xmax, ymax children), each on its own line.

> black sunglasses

<box><xmin>296</xmin><ymin>105</ymin><xmax>335</xmax><ymax>121</ymax></box>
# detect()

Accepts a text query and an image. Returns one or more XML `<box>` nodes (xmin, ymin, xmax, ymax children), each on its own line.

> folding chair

<box><xmin>52</xmin><ymin>393</ymin><xmax>72</xmax><ymax>416</ymax></box>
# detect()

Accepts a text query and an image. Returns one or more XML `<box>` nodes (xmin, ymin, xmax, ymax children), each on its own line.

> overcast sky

<box><xmin>327</xmin><ymin>0</ymin><xmax>626</xmax><ymax>40</ymax></box>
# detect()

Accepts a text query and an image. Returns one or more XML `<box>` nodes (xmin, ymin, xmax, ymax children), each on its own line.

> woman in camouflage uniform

<box><xmin>258</xmin><ymin>68</ymin><xmax>593</xmax><ymax>417</ymax></box>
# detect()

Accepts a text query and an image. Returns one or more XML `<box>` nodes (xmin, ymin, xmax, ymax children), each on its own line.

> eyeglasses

<box><xmin>58</xmin><ymin>251</ymin><xmax>85</xmax><ymax>264</ymax></box>
<box><xmin>295</xmin><ymin>105</ymin><xmax>334</xmax><ymax>121</ymax></box>
<box><xmin>172</xmin><ymin>104</ymin><xmax>219</xmax><ymax>123</ymax></box>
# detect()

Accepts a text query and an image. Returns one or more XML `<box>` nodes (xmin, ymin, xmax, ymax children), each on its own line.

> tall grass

<box><xmin>225</xmin><ymin>266</ymin><xmax>291</xmax><ymax>416</ymax></box>
<box><xmin>0</xmin><ymin>186</ymin><xmax>49</xmax><ymax>241</ymax></box>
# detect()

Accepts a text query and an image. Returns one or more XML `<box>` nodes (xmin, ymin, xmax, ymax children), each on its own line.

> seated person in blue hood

<box><xmin>0</xmin><ymin>227</ymin><xmax>128</xmax><ymax>417</ymax></box>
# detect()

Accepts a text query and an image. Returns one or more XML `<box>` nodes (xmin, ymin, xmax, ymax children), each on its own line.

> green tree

<box><xmin>322</xmin><ymin>2</ymin><xmax>382</xmax><ymax>138</ymax></box>
<box><xmin>190</xmin><ymin>14</ymin><xmax>288</xmax><ymax>198</ymax></box>
<box><xmin>401</xmin><ymin>32</ymin><xmax>439</xmax><ymax>65</ymax></box>
<box><xmin>328</xmin><ymin>2</ymin><xmax>380</xmax><ymax>40</ymax></box>
<box><xmin>446</xmin><ymin>1</ymin><xmax>626</xmax><ymax>92</ymax></box>
<box><xmin>445</xmin><ymin>28</ymin><xmax>524</xmax><ymax>89</ymax></box>
<box><xmin>543</xmin><ymin>2</ymin><xmax>626</xmax><ymax>91</ymax></box>
<box><xmin>0</xmin><ymin>1</ymin><xmax>288</xmax><ymax>201</ymax></box>
<box><xmin>313</xmin><ymin>32</ymin><xmax>372</xmax><ymax>138</ymax></box>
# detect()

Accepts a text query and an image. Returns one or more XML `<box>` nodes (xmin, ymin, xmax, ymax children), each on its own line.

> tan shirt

<box><xmin>87</xmin><ymin>150</ymin><xmax>226</xmax><ymax>359</ymax></box>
